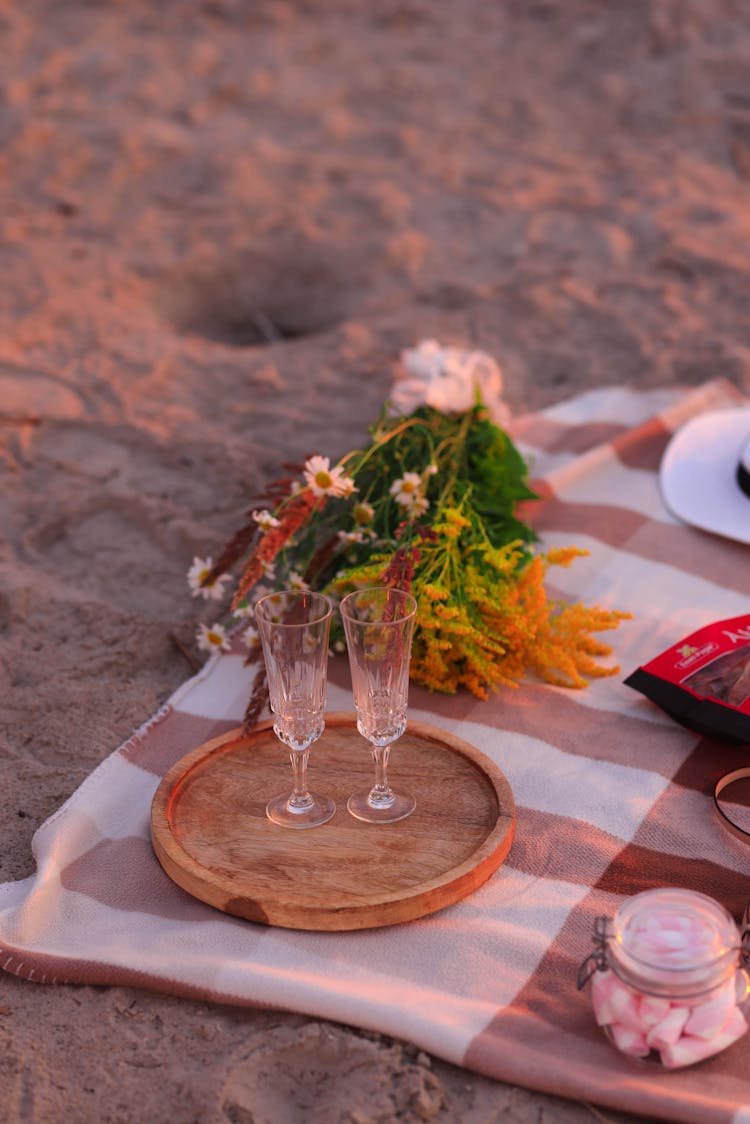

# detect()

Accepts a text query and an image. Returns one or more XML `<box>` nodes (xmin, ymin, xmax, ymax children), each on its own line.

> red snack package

<box><xmin>625</xmin><ymin>614</ymin><xmax>750</xmax><ymax>744</ymax></box>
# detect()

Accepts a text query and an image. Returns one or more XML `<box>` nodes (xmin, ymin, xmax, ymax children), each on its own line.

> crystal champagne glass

<box><xmin>339</xmin><ymin>586</ymin><xmax>417</xmax><ymax>824</ymax></box>
<box><xmin>255</xmin><ymin>589</ymin><xmax>335</xmax><ymax>829</ymax></box>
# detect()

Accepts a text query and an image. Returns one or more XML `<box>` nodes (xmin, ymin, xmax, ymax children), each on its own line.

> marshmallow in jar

<box><xmin>578</xmin><ymin>888</ymin><xmax>750</xmax><ymax>1069</ymax></box>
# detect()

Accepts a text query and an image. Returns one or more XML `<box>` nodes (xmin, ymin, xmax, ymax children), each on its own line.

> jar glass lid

<box><xmin>610</xmin><ymin>887</ymin><xmax>739</xmax><ymax>998</ymax></box>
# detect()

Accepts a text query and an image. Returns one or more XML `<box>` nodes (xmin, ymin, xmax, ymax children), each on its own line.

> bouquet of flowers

<box><xmin>188</xmin><ymin>341</ymin><xmax>629</xmax><ymax>729</ymax></box>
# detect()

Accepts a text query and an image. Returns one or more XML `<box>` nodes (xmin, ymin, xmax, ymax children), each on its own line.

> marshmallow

<box><xmin>646</xmin><ymin>1005</ymin><xmax>690</xmax><ymax>1050</ymax></box>
<box><xmin>591</xmin><ymin>971</ymin><xmax>641</xmax><ymax>1030</ymax></box>
<box><xmin>684</xmin><ymin>980</ymin><xmax>737</xmax><ymax>1039</ymax></box>
<box><xmin>638</xmin><ymin>995</ymin><xmax>672</xmax><ymax>1027</ymax></box>
<box><xmin>609</xmin><ymin>1022</ymin><xmax>651</xmax><ymax>1059</ymax></box>
<box><xmin>660</xmin><ymin>1009</ymin><xmax>748</xmax><ymax>1070</ymax></box>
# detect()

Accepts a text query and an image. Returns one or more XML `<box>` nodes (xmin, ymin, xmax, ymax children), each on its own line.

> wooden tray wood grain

<box><xmin>151</xmin><ymin>712</ymin><xmax>516</xmax><ymax>931</ymax></box>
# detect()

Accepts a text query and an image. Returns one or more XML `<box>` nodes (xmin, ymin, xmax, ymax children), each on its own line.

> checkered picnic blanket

<box><xmin>2</xmin><ymin>378</ymin><xmax>748</xmax><ymax>1123</ymax></box>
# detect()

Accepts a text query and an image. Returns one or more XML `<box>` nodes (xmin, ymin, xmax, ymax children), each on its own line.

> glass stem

<box><xmin>288</xmin><ymin>749</ymin><xmax>313</xmax><ymax>809</ymax></box>
<box><xmin>369</xmin><ymin>744</ymin><xmax>395</xmax><ymax>806</ymax></box>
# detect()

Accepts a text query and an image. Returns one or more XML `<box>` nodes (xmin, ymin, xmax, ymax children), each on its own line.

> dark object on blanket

<box><xmin>625</xmin><ymin>614</ymin><xmax>750</xmax><ymax>744</ymax></box>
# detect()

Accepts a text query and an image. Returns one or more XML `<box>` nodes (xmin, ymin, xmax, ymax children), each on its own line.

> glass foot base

<box><xmin>266</xmin><ymin>791</ymin><xmax>336</xmax><ymax>829</ymax></box>
<box><xmin>347</xmin><ymin>789</ymin><xmax>416</xmax><ymax>824</ymax></box>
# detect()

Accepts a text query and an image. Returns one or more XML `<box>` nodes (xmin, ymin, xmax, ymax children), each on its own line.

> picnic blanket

<box><xmin>2</xmin><ymin>378</ymin><xmax>749</xmax><ymax>1123</ymax></box>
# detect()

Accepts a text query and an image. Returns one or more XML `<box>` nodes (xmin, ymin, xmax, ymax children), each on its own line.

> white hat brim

<box><xmin>659</xmin><ymin>407</ymin><xmax>750</xmax><ymax>545</ymax></box>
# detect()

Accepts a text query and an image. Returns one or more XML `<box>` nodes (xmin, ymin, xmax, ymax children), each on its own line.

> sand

<box><xmin>1</xmin><ymin>1</ymin><xmax>749</xmax><ymax>1120</ymax></box>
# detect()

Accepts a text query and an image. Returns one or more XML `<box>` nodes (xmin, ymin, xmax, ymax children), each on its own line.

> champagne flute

<box><xmin>255</xmin><ymin>589</ymin><xmax>335</xmax><ymax>829</ymax></box>
<box><xmin>339</xmin><ymin>586</ymin><xmax>417</xmax><ymax>824</ymax></box>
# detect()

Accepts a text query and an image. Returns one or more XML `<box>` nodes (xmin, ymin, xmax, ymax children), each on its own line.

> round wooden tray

<box><xmin>150</xmin><ymin>712</ymin><xmax>516</xmax><ymax>931</ymax></box>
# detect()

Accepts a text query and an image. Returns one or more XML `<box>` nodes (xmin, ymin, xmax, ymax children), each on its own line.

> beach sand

<box><xmin>2</xmin><ymin>1</ymin><xmax>749</xmax><ymax>1119</ymax></box>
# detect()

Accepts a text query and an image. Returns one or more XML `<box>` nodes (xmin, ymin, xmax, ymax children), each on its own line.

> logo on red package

<box><xmin>675</xmin><ymin>642</ymin><xmax>719</xmax><ymax>670</ymax></box>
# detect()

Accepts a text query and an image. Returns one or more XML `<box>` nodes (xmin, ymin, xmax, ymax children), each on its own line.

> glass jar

<box><xmin>578</xmin><ymin>888</ymin><xmax>750</xmax><ymax>1069</ymax></box>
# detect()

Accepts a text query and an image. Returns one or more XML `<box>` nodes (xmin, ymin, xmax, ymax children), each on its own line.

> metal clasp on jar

<box><xmin>741</xmin><ymin>899</ymin><xmax>750</xmax><ymax>970</ymax></box>
<box><xmin>576</xmin><ymin>915</ymin><xmax>610</xmax><ymax>990</ymax></box>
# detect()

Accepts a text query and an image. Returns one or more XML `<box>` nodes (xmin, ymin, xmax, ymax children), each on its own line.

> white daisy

<box><xmin>187</xmin><ymin>556</ymin><xmax>231</xmax><ymax>602</ymax></box>
<box><xmin>242</xmin><ymin>624</ymin><xmax>260</xmax><ymax>652</ymax></box>
<box><xmin>337</xmin><ymin>529</ymin><xmax>365</xmax><ymax>546</ymax></box>
<box><xmin>303</xmin><ymin>455</ymin><xmax>357</xmax><ymax>498</ymax></box>
<box><xmin>256</xmin><ymin>590</ymin><xmax>283</xmax><ymax>618</ymax></box>
<box><xmin>389</xmin><ymin>472</ymin><xmax>423</xmax><ymax>507</ymax></box>
<box><xmin>337</xmin><ymin>475</ymin><xmax>358</xmax><ymax>499</ymax></box>
<box><xmin>252</xmin><ymin>508</ymin><xmax>281</xmax><ymax>532</ymax></box>
<box><xmin>408</xmin><ymin>494</ymin><xmax>430</xmax><ymax>517</ymax></box>
<box><xmin>196</xmin><ymin>622</ymin><xmax>232</xmax><ymax>654</ymax></box>
<box><xmin>288</xmin><ymin>570</ymin><xmax>309</xmax><ymax>590</ymax></box>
